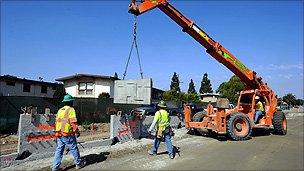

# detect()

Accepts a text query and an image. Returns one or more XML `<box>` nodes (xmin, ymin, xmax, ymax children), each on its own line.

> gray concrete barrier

<box><xmin>110</xmin><ymin>113</ymin><xmax>184</xmax><ymax>143</ymax></box>
<box><xmin>1</xmin><ymin>111</ymin><xmax>114</xmax><ymax>169</ymax></box>
<box><xmin>17</xmin><ymin>113</ymin><xmax>57</xmax><ymax>154</ymax></box>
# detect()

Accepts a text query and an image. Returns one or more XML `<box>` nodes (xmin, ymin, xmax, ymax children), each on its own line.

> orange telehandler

<box><xmin>128</xmin><ymin>0</ymin><xmax>287</xmax><ymax>140</ymax></box>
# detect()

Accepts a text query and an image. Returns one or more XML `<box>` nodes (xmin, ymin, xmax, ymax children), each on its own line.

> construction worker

<box><xmin>148</xmin><ymin>100</ymin><xmax>174</xmax><ymax>159</ymax></box>
<box><xmin>254</xmin><ymin>96</ymin><xmax>265</xmax><ymax>124</ymax></box>
<box><xmin>207</xmin><ymin>101</ymin><xmax>214</xmax><ymax>114</ymax></box>
<box><xmin>52</xmin><ymin>94</ymin><xmax>86</xmax><ymax>171</ymax></box>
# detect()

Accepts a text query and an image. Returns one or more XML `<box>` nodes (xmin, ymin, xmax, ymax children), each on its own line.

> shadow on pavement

<box><xmin>187</xmin><ymin>129</ymin><xmax>229</xmax><ymax>141</ymax></box>
<box><xmin>156</xmin><ymin>145</ymin><xmax>181</xmax><ymax>157</ymax></box>
<box><xmin>61</xmin><ymin>152</ymin><xmax>110</xmax><ymax>171</ymax></box>
<box><xmin>251</xmin><ymin>128</ymin><xmax>272</xmax><ymax>137</ymax></box>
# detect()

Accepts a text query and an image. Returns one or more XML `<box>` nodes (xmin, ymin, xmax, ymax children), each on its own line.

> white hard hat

<box><xmin>255</xmin><ymin>96</ymin><xmax>260</xmax><ymax>100</ymax></box>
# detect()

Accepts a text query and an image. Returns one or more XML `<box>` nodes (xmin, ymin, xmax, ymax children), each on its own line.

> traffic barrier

<box><xmin>110</xmin><ymin>113</ymin><xmax>184</xmax><ymax>143</ymax></box>
<box><xmin>17</xmin><ymin>113</ymin><xmax>57</xmax><ymax>154</ymax></box>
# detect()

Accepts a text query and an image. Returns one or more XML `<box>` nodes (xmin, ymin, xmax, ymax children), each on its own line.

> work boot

<box><xmin>148</xmin><ymin>151</ymin><xmax>157</xmax><ymax>156</ymax></box>
<box><xmin>170</xmin><ymin>155</ymin><xmax>174</xmax><ymax>159</ymax></box>
<box><xmin>51</xmin><ymin>166</ymin><xmax>62</xmax><ymax>171</ymax></box>
<box><xmin>76</xmin><ymin>160</ymin><xmax>86</xmax><ymax>170</ymax></box>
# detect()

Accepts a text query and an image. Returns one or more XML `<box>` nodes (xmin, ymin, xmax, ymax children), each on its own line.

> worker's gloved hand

<box><xmin>76</xmin><ymin>132</ymin><xmax>80</xmax><ymax>138</ymax></box>
<box><xmin>171</xmin><ymin>130</ymin><xmax>175</xmax><ymax>137</ymax></box>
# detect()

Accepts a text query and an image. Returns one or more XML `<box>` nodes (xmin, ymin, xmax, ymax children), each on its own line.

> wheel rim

<box><xmin>282</xmin><ymin>116</ymin><xmax>287</xmax><ymax>132</ymax></box>
<box><xmin>233</xmin><ymin>118</ymin><xmax>249</xmax><ymax>137</ymax></box>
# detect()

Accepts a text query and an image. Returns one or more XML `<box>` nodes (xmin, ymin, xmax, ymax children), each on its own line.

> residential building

<box><xmin>56</xmin><ymin>74</ymin><xmax>118</xmax><ymax>98</ymax></box>
<box><xmin>0</xmin><ymin>75</ymin><xmax>62</xmax><ymax>98</ymax></box>
<box><xmin>200</xmin><ymin>93</ymin><xmax>220</xmax><ymax>103</ymax></box>
<box><xmin>152</xmin><ymin>88</ymin><xmax>164</xmax><ymax>100</ymax></box>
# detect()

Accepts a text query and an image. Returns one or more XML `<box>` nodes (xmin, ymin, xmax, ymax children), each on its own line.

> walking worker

<box><xmin>148</xmin><ymin>100</ymin><xmax>174</xmax><ymax>159</ymax></box>
<box><xmin>52</xmin><ymin>94</ymin><xmax>86</xmax><ymax>171</ymax></box>
<box><xmin>254</xmin><ymin>96</ymin><xmax>265</xmax><ymax>124</ymax></box>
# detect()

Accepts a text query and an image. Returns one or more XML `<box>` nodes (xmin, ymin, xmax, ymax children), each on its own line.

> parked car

<box><xmin>131</xmin><ymin>103</ymin><xmax>183</xmax><ymax>116</ymax></box>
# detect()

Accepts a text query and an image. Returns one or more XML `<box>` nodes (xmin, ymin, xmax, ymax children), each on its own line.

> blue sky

<box><xmin>1</xmin><ymin>0</ymin><xmax>303</xmax><ymax>98</ymax></box>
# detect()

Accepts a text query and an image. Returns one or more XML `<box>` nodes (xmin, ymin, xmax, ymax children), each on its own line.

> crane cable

<box><xmin>123</xmin><ymin>15</ymin><xmax>144</xmax><ymax>80</ymax></box>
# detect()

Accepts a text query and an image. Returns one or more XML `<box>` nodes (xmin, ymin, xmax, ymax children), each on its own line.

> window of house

<box><xmin>41</xmin><ymin>85</ymin><xmax>47</xmax><ymax>94</ymax></box>
<box><xmin>86</xmin><ymin>82</ymin><xmax>93</xmax><ymax>95</ymax></box>
<box><xmin>23</xmin><ymin>83</ymin><xmax>31</xmax><ymax>92</ymax></box>
<box><xmin>78</xmin><ymin>82</ymin><xmax>94</xmax><ymax>95</ymax></box>
<box><xmin>6</xmin><ymin>81</ymin><xmax>15</xmax><ymax>86</ymax></box>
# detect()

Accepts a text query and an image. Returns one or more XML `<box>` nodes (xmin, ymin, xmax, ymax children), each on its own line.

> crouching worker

<box><xmin>148</xmin><ymin>100</ymin><xmax>175</xmax><ymax>159</ymax></box>
<box><xmin>52</xmin><ymin>94</ymin><xmax>86</xmax><ymax>171</ymax></box>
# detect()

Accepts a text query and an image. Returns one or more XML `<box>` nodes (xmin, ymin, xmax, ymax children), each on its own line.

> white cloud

<box><xmin>265</xmin><ymin>75</ymin><xmax>272</xmax><ymax>80</ymax></box>
<box><xmin>256</xmin><ymin>63</ymin><xmax>303</xmax><ymax>71</ymax></box>
<box><xmin>268</xmin><ymin>64</ymin><xmax>303</xmax><ymax>70</ymax></box>
<box><xmin>279</xmin><ymin>74</ymin><xmax>293</xmax><ymax>79</ymax></box>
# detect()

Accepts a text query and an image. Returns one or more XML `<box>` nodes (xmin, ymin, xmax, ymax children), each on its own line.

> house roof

<box><xmin>56</xmin><ymin>74</ymin><xmax>119</xmax><ymax>82</ymax></box>
<box><xmin>152</xmin><ymin>87</ymin><xmax>165</xmax><ymax>93</ymax></box>
<box><xmin>0</xmin><ymin>75</ymin><xmax>62</xmax><ymax>86</ymax></box>
<box><xmin>200</xmin><ymin>93</ymin><xmax>220</xmax><ymax>96</ymax></box>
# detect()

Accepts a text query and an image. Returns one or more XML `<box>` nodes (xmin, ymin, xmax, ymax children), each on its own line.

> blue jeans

<box><xmin>151</xmin><ymin>130</ymin><xmax>174</xmax><ymax>157</ymax></box>
<box><xmin>53</xmin><ymin>136</ymin><xmax>81</xmax><ymax>171</ymax></box>
<box><xmin>254</xmin><ymin>110</ymin><xmax>263</xmax><ymax>123</ymax></box>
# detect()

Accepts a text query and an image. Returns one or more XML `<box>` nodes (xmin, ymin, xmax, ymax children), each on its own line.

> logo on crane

<box><xmin>222</xmin><ymin>52</ymin><xmax>249</xmax><ymax>73</ymax></box>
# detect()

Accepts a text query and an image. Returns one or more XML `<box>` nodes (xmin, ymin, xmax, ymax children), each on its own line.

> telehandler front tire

<box><xmin>227</xmin><ymin>113</ymin><xmax>252</xmax><ymax>141</ymax></box>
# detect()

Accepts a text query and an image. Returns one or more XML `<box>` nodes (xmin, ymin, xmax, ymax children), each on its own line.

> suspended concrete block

<box><xmin>114</xmin><ymin>78</ymin><xmax>152</xmax><ymax>105</ymax></box>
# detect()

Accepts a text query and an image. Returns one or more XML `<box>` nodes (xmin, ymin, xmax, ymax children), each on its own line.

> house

<box><xmin>200</xmin><ymin>93</ymin><xmax>220</xmax><ymax>103</ymax></box>
<box><xmin>56</xmin><ymin>74</ymin><xmax>118</xmax><ymax>98</ymax></box>
<box><xmin>152</xmin><ymin>88</ymin><xmax>164</xmax><ymax>100</ymax></box>
<box><xmin>0</xmin><ymin>75</ymin><xmax>62</xmax><ymax>98</ymax></box>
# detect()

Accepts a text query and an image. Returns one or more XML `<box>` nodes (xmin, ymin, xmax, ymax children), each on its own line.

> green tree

<box><xmin>53</xmin><ymin>85</ymin><xmax>66</xmax><ymax>106</ymax></box>
<box><xmin>277</xmin><ymin>97</ymin><xmax>283</xmax><ymax>106</ymax></box>
<box><xmin>199</xmin><ymin>73</ymin><xmax>213</xmax><ymax>94</ymax></box>
<box><xmin>114</xmin><ymin>72</ymin><xmax>119</xmax><ymax>79</ymax></box>
<box><xmin>216</xmin><ymin>75</ymin><xmax>245</xmax><ymax>103</ymax></box>
<box><xmin>188</xmin><ymin>79</ymin><xmax>197</xmax><ymax>94</ymax></box>
<box><xmin>162</xmin><ymin>90</ymin><xmax>182</xmax><ymax>106</ymax></box>
<box><xmin>282</xmin><ymin>93</ymin><xmax>297</xmax><ymax>107</ymax></box>
<box><xmin>170</xmin><ymin>72</ymin><xmax>181</xmax><ymax>93</ymax></box>
<box><xmin>162</xmin><ymin>90</ymin><xmax>199</xmax><ymax>104</ymax></box>
<box><xmin>186</xmin><ymin>93</ymin><xmax>200</xmax><ymax>103</ymax></box>
<box><xmin>98</xmin><ymin>92</ymin><xmax>110</xmax><ymax>98</ymax></box>
<box><xmin>296</xmin><ymin>99</ymin><xmax>304</xmax><ymax>106</ymax></box>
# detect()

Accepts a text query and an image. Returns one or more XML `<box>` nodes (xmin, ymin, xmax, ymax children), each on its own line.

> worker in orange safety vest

<box><xmin>52</xmin><ymin>94</ymin><xmax>86</xmax><ymax>171</ymax></box>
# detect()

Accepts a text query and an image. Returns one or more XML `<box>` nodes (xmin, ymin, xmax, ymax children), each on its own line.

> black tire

<box><xmin>192</xmin><ymin>111</ymin><xmax>208</xmax><ymax>135</ymax></box>
<box><xmin>227</xmin><ymin>113</ymin><xmax>252</xmax><ymax>141</ymax></box>
<box><xmin>272</xmin><ymin>110</ymin><xmax>287</xmax><ymax>135</ymax></box>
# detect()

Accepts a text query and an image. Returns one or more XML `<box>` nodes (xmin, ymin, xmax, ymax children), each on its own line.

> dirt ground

<box><xmin>0</xmin><ymin>123</ymin><xmax>110</xmax><ymax>155</ymax></box>
<box><xmin>0</xmin><ymin>134</ymin><xmax>19</xmax><ymax>155</ymax></box>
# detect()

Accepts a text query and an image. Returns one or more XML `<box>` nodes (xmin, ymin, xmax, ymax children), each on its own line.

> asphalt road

<box><xmin>83</xmin><ymin>113</ymin><xmax>303</xmax><ymax>170</ymax></box>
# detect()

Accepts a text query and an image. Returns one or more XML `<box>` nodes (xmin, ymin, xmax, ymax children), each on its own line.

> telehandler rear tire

<box><xmin>272</xmin><ymin>110</ymin><xmax>287</xmax><ymax>135</ymax></box>
<box><xmin>227</xmin><ymin>113</ymin><xmax>252</xmax><ymax>141</ymax></box>
<box><xmin>192</xmin><ymin>111</ymin><xmax>208</xmax><ymax>136</ymax></box>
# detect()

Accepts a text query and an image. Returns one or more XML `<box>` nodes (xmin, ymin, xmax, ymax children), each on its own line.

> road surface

<box><xmin>83</xmin><ymin>113</ymin><xmax>303</xmax><ymax>170</ymax></box>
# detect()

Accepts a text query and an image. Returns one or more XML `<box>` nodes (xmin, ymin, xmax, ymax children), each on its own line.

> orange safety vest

<box><xmin>55</xmin><ymin>106</ymin><xmax>78</xmax><ymax>137</ymax></box>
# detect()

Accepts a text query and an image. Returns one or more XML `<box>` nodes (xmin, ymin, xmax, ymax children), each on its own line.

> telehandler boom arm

<box><xmin>128</xmin><ymin>0</ymin><xmax>271</xmax><ymax>92</ymax></box>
